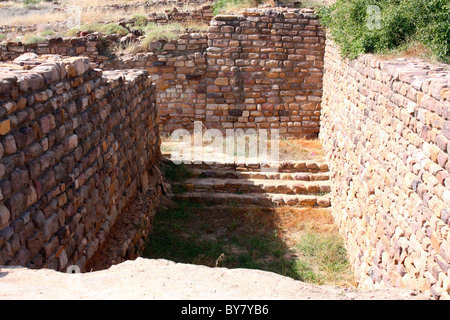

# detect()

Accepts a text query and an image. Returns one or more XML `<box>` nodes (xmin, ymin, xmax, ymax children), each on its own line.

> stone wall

<box><xmin>0</xmin><ymin>25</ymin><xmax>36</xmax><ymax>36</ymax></box>
<box><xmin>111</xmin><ymin>8</ymin><xmax>326</xmax><ymax>137</ymax></box>
<box><xmin>0</xmin><ymin>31</ymin><xmax>209</xmax><ymax>135</ymax></box>
<box><xmin>1</xmin><ymin>8</ymin><xmax>326</xmax><ymax>137</ymax></box>
<box><xmin>320</xmin><ymin>39</ymin><xmax>450</xmax><ymax>299</ymax></box>
<box><xmin>0</xmin><ymin>4</ymin><xmax>213</xmax><ymax>37</ymax></box>
<box><xmin>0</xmin><ymin>34</ymin><xmax>112</xmax><ymax>66</ymax></box>
<box><xmin>205</xmin><ymin>8</ymin><xmax>325</xmax><ymax>137</ymax></box>
<box><xmin>105</xmin><ymin>32</ymin><xmax>209</xmax><ymax>134</ymax></box>
<box><xmin>82</xmin><ymin>0</ymin><xmax>212</xmax><ymax>13</ymax></box>
<box><xmin>146</xmin><ymin>4</ymin><xmax>213</xmax><ymax>24</ymax></box>
<box><xmin>0</xmin><ymin>55</ymin><xmax>163</xmax><ymax>272</ymax></box>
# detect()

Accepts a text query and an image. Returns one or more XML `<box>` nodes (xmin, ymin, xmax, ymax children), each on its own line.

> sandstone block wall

<box><xmin>146</xmin><ymin>4</ymin><xmax>213</xmax><ymax>24</ymax></box>
<box><xmin>82</xmin><ymin>0</ymin><xmax>212</xmax><ymax>13</ymax></box>
<box><xmin>0</xmin><ymin>1</ymin><xmax>213</xmax><ymax>36</ymax></box>
<box><xmin>0</xmin><ymin>34</ymin><xmax>111</xmax><ymax>66</ymax></box>
<box><xmin>106</xmin><ymin>32</ymin><xmax>209</xmax><ymax>134</ymax></box>
<box><xmin>1</xmin><ymin>8</ymin><xmax>326</xmax><ymax>137</ymax></box>
<box><xmin>205</xmin><ymin>8</ymin><xmax>325</xmax><ymax>137</ymax></box>
<box><xmin>0</xmin><ymin>55</ymin><xmax>162</xmax><ymax>271</ymax></box>
<box><xmin>320</xmin><ymin>39</ymin><xmax>450</xmax><ymax>299</ymax></box>
<box><xmin>0</xmin><ymin>25</ymin><xmax>37</xmax><ymax>36</ymax></box>
<box><xmin>107</xmin><ymin>8</ymin><xmax>326</xmax><ymax>137</ymax></box>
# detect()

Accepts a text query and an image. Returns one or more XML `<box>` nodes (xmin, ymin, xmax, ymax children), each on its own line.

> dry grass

<box><xmin>183</xmin><ymin>20</ymin><xmax>210</xmax><ymax>31</ymax></box>
<box><xmin>274</xmin><ymin>207</ymin><xmax>336</xmax><ymax>234</ymax></box>
<box><xmin>222</xmin><ymin>204</ymin><xmax>355</xmax><ymax>286</ymax></box>
<box><xmin>278</xmin><ymin>137</ymin><xmax>325</xmax><ymax>160</ymax></box>
<box><xmin>0</xmin><ymin>12</ymin><xmax>70</xmax><ymax>26</ymax></box>
<box><xmin>110</xmin><ymin>40</ymin><xmax>145</xmax><ymax>55</ymax></box>
<box><xmin>161</xmin><ymin>134</ymin><xmax>326</xmax><ymax>163</ymax></box>
<box><xmin>67</xmin><ymin>0</ymin><xmax>149</xmax><ymax>7</ymax></box>
<box><xmin>0</xmin><ymin>1</ymin><xmax>206</xmax><ymax>27</ymax></box>
<box><xmin>141</xmin><ymin>22</ymin><xmax>183</xmax><ymax>46</ymax></box>
<box><xmin>376</xmin><ymin>41</ymin><xmax>441</xmax><ymax>65</ymax></box>
<box><xmin>271</xmin><ymin>206</ymin><xmax>355</xmax><ymax>287</ymax></box>
<box><xmin>145</xmin><ymin>197</ymin><xmax>356</xmax><ymax>286</ymax></box>
<box><xmin>213</xmin><ymin>0</ymin><xmax>258</xmax><ymax>15</ymax></box>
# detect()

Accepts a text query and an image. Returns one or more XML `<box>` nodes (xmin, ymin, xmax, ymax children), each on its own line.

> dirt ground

<box><xmin>0</xmin><ymin>257</ymin><xmax>427</xmax><ymax>300</ymax></box>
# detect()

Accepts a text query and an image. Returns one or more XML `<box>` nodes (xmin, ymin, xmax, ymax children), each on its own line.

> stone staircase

<box><xmin>162</xmin><ymin>156</ymin><xmax>332</xmax><ymax>209</ymax></box>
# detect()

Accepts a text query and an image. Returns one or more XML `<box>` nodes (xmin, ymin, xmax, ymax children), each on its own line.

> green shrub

<box><xmin>66</xmin><ymin>23</ymin><xmax>103</xmax><ymax>37</ymax></box>
<box><xmin>102</xmin><ymin>23</ymin><xmax>129</xmax><ymax>36</ymax></box>
<box><xmin>40</xmin><ymin>30</ymin><xmax>56</xmax><ymax>37</ymax></box>
<box><xmin>319</xmin><ymin>0</ymin><xmax>450</xmax><ymax>63</ymax></box>
<box><xmin>23</xmin><ymin>34</ymin><xmax>46</xmax><ymax>44</ymax></box>
<box><xmin>23</xmin><ymin>0</ymin><xmax>40</xmax><ymax>5</ymax></box>
<box><xmin>0</xmin><ymin>34</ymin><xmax>6</xmax><ymax>41</ymax></box>
<box><xmin>141</xmin><ymin>23</ymin><xmax>183</xmax><ymax>47</ymax></box>
<box><xmin>212</xmin><ymin>0</ymin><xmax>260</xmax><ymax>16</ymax></box>
<box><xmin>66</xmin><ymin>23</ymin><xmax>129</xmax><ymax>37</ymax></box>
<box><xmin>132</xmin><ymin>14</ymin><xmax>149</xmax><ymax>27</ymax></box>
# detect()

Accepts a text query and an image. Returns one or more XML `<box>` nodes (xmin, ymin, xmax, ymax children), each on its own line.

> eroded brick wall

<box><xmin>105</xmin><ymin>32</ymin><xmax>209</xmax><ymax>134</ymax></box>
<box><xmin>1</xmin><ymin>8</ymin><xmax>326</xmax><ymax>137</ymax></box>
<box><xmin>0</xmin><ymin>3</ymin><xmax>214</xmax><ymax>36</ymax></box>
<box><xmin>205</xmin><ymin>8</ymin><xmax>325</xmax><ymax>137</ymax></box>
<box><xmin>320</xmin><ymin>39</ymin><xmax>450</xmax><ymax>299</ymax></box>
<box><xmin>0</xmin><ymin>55</ymin><xmax>162</xmax><ymax>271</ymax></box>
<box><xmin>0</xmin><ymin>34</ymin><xmax>111</xmax><ymax>66</ymax></box>
<box><xmin>105</xmin><ymin>8</ymin><xmax>326</xmax><ymax>137</ymax></box>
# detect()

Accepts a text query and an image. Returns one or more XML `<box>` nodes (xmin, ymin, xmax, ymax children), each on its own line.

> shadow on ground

<box><xmin>142</xmin><ymin>161</ymin><xmax>355</xmax><ymax>287</ymax></box>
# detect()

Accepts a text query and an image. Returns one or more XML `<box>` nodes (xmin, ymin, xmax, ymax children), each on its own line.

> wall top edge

<box><xmin>326</xmin><ymin>38</ymin><xmax>450</xmax><ymax>98</ymax></box>
<box><xmin>214</xmin><ymin>7</ymin><xmax>319</xmax><ymax>21</ymax></box>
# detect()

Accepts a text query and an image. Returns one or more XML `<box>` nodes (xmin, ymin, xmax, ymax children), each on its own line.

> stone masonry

<box><xmin>106</xmin><ymin>32</ymin><xmax>209</xmax><ymax>134</ymax></box>
<box><xmin>1</xmin><ymin>8</ymin><xmax>326</xmax><ymax>138</ymax></box>
<box><xmin>205</xmin><ymin>8</ymin><xmax>325</xmax><ymax>137</ymax></box>
<box><xmin>0</xmin><ymin>55</ymin><xmax>162</xmax><ymax>271</ymax></box>
<box><xmin>1</xmin><ymin>6</ymin><xmax>449</xmax><ymax>298</ymax></box>
<box><xmin>110</xmin><ymin>8</ymin><xmax>326</xmax><ymax>137</ymax></box>
<box><xmin>0</xmin><ymin>34</ymin><xmax>112</xmax><ymax>66</ymax></box>
<box><xmin>320</xmin><ymin>39</ymin><xmax>450</xmax><ymax>299</ymax></box>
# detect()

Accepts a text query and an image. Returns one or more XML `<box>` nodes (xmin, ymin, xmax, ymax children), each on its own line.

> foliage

<box><xmin>144</xmin><ymin>197</ymin><xmax>354</xmax><ymax>285</ymax></box>
<box><xmin>40</xmin><ymin>30</ymin><xmax>56</xmax><ymax>37</ymax></box>
<box><xmin>102</xmin><ymin>23</ymin><xmax>129</xmax><ymax>36</ymax></box>
<box><xmin>162</xmin><ymin>161</ymin><xmax>192</xmax><ymax>182</ymax></box>
<box><xmin>23</xmin><ymin>0</ymin><xmax>40</xmax><ymax>5</ymax></box>
<box><xmin>132</xmin><ymin>14</ymin><xmax>149</xmax><ymax>27</ymax></box>
<box><xmin>319</xmin><ymin>0</ymin><xmax>450</xmax><ymax>63</ymax></box>
<box><xmin>66</xmin><ymin>23</ymin><xmax>129</xmax><ymax>37</ymax></box>
<box><xmin>212</xmin><ymin>0</ymin><xmax>261</xmax><ymax>16</ymax></box>
<box><xmin>22</xmin><ymin>33</ymin><xmax>46</xmax><ymax>44</ymax></box>
<box><xmin>141</xmin><ymin>23</ymin><xmax>183</xmax><ymax>47</ymax></box>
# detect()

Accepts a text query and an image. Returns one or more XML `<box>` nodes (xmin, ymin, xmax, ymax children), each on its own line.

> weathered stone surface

<box><xmin>320</xmin><ymin>39</ymin><xmax>450</xmax><ymax>299</ymax></box>
<box><xmin>102</xmin><ymin>8</ymin><xmax>324</xmax><ymax>138</ymax></box>
<box><xmin>0</xmin><ymin>56</ymin><xmax>162</xmax><ymax>272</ymax></box>
<box><xmin>0</xmin><ymin>204</ymin><xmax>10</xmax><ymax>229</ymax></box>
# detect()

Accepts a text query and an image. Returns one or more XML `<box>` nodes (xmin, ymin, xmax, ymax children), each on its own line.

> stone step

<box><xmin>189</xmin><ymin>168</ymin><xmax>330</xmax><ymax>181</ymax></box>
<box><xmin>170</xmin><ymin>192</ymin><xmax>331</xmax><ymax>208</ymax></box>
<box><xmin>162</xmin><ymin>157</ymin><xmax>329</xmax><ymax>173</ymax></box>
<box><xmin>191</xmin><ymin>205</ymin><xmax>332</xmax><ymax>215</ymax></box>
<box><xmin>173</xmin><ymin>178</ymin><xmax>331</xmax><ymax>195</ymax></box>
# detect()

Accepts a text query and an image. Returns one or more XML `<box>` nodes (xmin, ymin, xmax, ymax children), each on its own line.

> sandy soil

<box><xmin>0</xmin><ymin>257</ymin><xmax>427</xmax><ymax>300</ymax></box>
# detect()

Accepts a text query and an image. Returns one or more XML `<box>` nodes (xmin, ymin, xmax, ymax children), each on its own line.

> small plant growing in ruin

<box><xmin>132</xmin><ymin>14</ymin><xmax>149</xmax><ymax>27</ymax></box>
<box><xmin>66</xmin><ymin>23</ymin><xmax>129</xmax><ymax>37</ymax></box>
<box><xmin>319</xmin><ymin>0</ymin><xmax>450</xmax><ymax>63</ymax></box>
<box><xmin>22</xmin><ymin>33</ymin><xmax>46</xmax><ymax>44</ymax></box>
